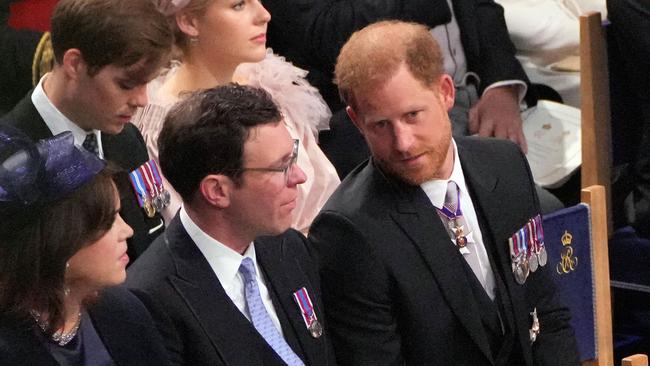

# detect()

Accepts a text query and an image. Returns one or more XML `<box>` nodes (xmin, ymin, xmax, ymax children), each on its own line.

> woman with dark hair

<box><xmin>0</xmin><ymin>126</ymin><xmax>169</xmax><ymax>365</ymax></box>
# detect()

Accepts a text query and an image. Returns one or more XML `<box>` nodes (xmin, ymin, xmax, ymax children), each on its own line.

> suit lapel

<box><xmin>374</xmin><ymin>164</ymin><xmax>494</xmax><ymax>363</ymax></box>
<box><xmin>457</xmin><ymin>143</ymin><xmax>525</xmax><ymax>307</ymax></box>
<box><xmin>457</xmin><ymin>141</ymin><xmax>534</xmax><ymax>365</ymax></box>
<box><xmin>2</xmin><ymin>92</ymin><xmax>53</xmax><ymax>141</ymax></box>
<box><xmin>164</xmin><ymin>220</ymin><xmax>281</xmax><ymax>366</ymax></box>
<box><xmin>90</xmin><ymin>305</ymin><xmax>139</xmax><ymax>366</ymax></box>
<box><xmin>256</xmin><ymin>236</ymin><xmax>326</xmax><ymax>366</ymax></box>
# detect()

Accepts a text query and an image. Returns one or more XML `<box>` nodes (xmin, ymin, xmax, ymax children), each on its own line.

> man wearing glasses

<box><xmin>127</xmin><ymin>84</ymin><xmax>335</xmax><ymax>366</ymax></box>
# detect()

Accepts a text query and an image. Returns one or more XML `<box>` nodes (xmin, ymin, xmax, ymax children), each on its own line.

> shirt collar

<box><xmin>420</xmin><ymin>139</ymin><xmax>468</xmax><ymax>209</ymax></box>
<box><xmin>32</xmin><ymin>74</ymin><xmax>102</xmax><ymax>153</ymax></box>
<box><xmin>179</xmin><ymin>206</ymin><xmax>258</xmax><ymax>292</ymax></box>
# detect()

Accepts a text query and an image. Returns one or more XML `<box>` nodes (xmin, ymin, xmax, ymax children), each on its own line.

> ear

<box><xmin>346</xmin><ymin>106</ymin><xmax>365</xmax><ymax>136</ymax></box>
<box><xmin>198</xmin><ymin>174</ymin><xmax>232</xmax><ymax>209</ymax></box>
<box><xmin>175</xmin><ymin>10</ymin><xmax>200</xmax><ymax>38</ymax></box>
<box><xmin>437</xmin><ymin>74</ymin><xmax>456</xmax><ymax>111</ymax></box>
<box><xmin>61</xmin><ymin>48</ymin><xmax>86</xmax><ymax>80</ymax></box>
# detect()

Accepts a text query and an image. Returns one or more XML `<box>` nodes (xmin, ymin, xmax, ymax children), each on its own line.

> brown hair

<box><xmin>0</xmin><ymin>168</ymin><xmax>118</xmax><ymax>331</ymax></box>
<box><xmin>51</xmin><ymin>0</ymin><xmax>173</xmax><ymax>76</ymax></box>
<box><xmin>158</xmin><ymin>84</ymin><xmax>282</xmax><ymax>202</ymax></box>
<box><xmin>334</xmin><ymin>20</ymin><xmax>445</xmax><ymax>110</ymax></box>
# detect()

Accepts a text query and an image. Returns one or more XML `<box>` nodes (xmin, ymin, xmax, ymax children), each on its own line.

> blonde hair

<box><xmin>172</xmin><ymin>0</ymin><xmax>213</xmax><ymax>53</ymax></box>
<box><xmin>334</xmin><ymin>20</ymin><xmax>444</xmax><ymax>110</ymax></box>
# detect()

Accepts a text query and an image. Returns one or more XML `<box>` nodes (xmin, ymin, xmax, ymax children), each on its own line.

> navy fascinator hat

<box><xmin>0</xmin><ymin>125</ymin><xmax>106</xmax><ymax>212</ymax></box>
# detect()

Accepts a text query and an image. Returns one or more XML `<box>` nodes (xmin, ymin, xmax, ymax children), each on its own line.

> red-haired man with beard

<box><xmin>309</xmin><ymin>20</ymin><xmax>580</xmax><ymax>366</ymax></box>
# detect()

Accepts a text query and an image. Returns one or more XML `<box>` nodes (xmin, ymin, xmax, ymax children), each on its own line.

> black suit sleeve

<box><xmin>470</xmin><ymin>0</ymin><xmax>530</xmax><ymax>93</ymax></box>
<box><xmin>309</xmin><ymin>212</ymin><xmax>403</xmax><ymax>366</ymax></box>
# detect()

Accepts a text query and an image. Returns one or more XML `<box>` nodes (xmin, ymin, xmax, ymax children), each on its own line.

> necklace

<box><xmin>30</xmin><ymin>310</ymin><xmax>82</xmax><ymax>346</ymax></box>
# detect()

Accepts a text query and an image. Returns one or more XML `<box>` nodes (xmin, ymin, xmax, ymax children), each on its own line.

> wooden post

<box><xmin>622</xmin><ymin>354</ymin><xmax>649</xmax><ymax>366</ymax></box>
<box><xmin>582</xmin><ymin>185</ymin><xmax>613</xmax><ymax>366</ymax></box>
<box><xmin>580</xmin><ymin>12</ymin><xmax>613</xmax><ymax>233</ymax></box>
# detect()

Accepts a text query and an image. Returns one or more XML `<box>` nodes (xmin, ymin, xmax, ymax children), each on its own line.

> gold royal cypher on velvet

<box><xmin>556</xmin><ymin>230</ymin><xmax>578</xmax><ymax>275</ymax></box>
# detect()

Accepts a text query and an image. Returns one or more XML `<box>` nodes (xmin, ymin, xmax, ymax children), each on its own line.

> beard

<box><xmin>371</xmin><ymin>125</ymin><xmax>452</xmax><ymax>186</ymax></box>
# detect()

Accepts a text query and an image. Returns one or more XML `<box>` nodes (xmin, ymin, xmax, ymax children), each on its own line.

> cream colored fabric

<box><xmin>495</xmin><ymin>0</ymin><xmax>606</xmax><ymax>107</ymax></box>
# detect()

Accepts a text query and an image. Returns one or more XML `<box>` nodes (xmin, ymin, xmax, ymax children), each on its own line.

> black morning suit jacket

<box><xmin>126</xmin><ymin>216</ymin><xmax>335</xmax><ymax>366</ymax></box>
<box><xmin>0</xmin><ymin>93</ymin><xmax>165</xmax><ymax>260</ymax></box>
<box><xmin>0</xmin><ymin>286</ymin><xmax>170</xmax><ymax>366</ymax></box>
<box><xmin>309</xmin><ymin>137</ymin><xmax>580</xmax><ymax>366</ymax></box>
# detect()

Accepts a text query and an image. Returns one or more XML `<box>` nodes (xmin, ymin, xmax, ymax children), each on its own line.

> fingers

<box><xmin>477</xmin><ymin>115</ymin><xmax>496</xmax><ymax>137</ymax></box>
<box><xmin>468</xmin><ymin>105</ymin><xmax>479</xmax><ymax>135</ymax></box>
<box><xmin>465</xmin><ymin>99</ymin><xmax>528</xmax><ymax>152</ymax></box>
<box><xmin>515</xmin><ymin>127</ymin><xmax>528</xmax><ymax>154</ymax></box>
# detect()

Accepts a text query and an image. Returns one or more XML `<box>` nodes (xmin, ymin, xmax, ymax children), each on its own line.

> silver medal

<box><xmin>161</xmin><ymin>189</ymin><xmax>171</xmax><ymax>206</ymax></box>
<box><xmin>521</xmin><ymin>258</ymin><xmax>530</xmax><ymax>281</ymax></box>
<box><xmin>309</xmin><ymin>320</ymin><xmax>323</xmax><ymax>338</ymax></box>
<box><xmin>514</xmin><ymin>263</ymin><xmax>526</xmax><ymax>285</ymax></box>
<box><xmin>153</xmin><ymin>195</ymin><xmax>164</xmax><ymax>212</ymax></box>
<box><xmin>529</xmin><ymin>252</ymin><xmax>539</xmax><ymax>272</ymax></box>
<box><xmin>538</xmin><ymin>246</ymin><xmax>548</xmax><ymax>266</ymax></box>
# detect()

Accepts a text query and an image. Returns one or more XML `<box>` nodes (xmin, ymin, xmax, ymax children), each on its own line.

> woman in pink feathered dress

<box><xmin>134</xmin><ymin>0</ymin><xmax>339</xmax><ymax>233</ymax></box>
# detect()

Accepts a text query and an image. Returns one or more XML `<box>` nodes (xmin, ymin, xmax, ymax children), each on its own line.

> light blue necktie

<box><xmin>239</xmin><ymin>257</ymin><xmax>304</xmax><ymax>366</ymax></box>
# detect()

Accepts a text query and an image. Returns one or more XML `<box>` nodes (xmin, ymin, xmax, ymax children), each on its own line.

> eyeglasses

<box><xmin>237</xmin><ymin>139</ymin><xmax>299</xmax><ymax>185</ymax></box>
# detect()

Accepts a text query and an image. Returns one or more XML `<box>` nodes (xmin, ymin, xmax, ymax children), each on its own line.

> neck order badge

<box><xmin>437</xmin><ymin>180</ymin><xmax>470</xmax><ymax>248</ymax></box>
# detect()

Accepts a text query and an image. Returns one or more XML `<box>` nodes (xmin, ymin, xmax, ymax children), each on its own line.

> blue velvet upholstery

<box><xmin>543</xmin><ymin>204</ymin><xmax>596</xmax><ymax>362</ymax></box>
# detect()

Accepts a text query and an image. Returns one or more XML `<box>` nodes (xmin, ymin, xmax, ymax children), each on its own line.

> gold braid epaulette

<box><xmin>32</xmin><ymin>31</ymin><xmax>54</xmax><ymax>86</ymax></box>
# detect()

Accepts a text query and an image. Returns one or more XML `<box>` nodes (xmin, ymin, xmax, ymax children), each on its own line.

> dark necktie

<box><xmin>82</xmin><ymin>133</ymin><xmax>99</xmax><ymax>156</ymax></box>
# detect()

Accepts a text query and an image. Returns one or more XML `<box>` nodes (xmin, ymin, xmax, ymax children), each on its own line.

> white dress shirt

<box><xmin>179</xmin><ymin>207</ymin><xmax>284</xmax><ymax>334</ymax></box>
<box><xmin>31</xmin><ymin>74</ymin><xmax>104</xmax><ymax>158</ymax></box>
<box><xmin>420</xmin><ymin>139</ymin><xmax>497</xmax><ymax>299</ymax></box>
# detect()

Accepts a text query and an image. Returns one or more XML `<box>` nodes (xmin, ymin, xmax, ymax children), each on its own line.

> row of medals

<box><xmin>447</xmin><ymin>217</ymin><xmax>548</xmax><ymax>285</ymax></box>
<box><xmin>512</xmin><ymin>240</ymin><xmax>547</xmax><ymax>285</ymax></box>
<box><xmin>143</xmin><ymin>189</ymin><xmax>171</xmax><ymax>218</ymax></box>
